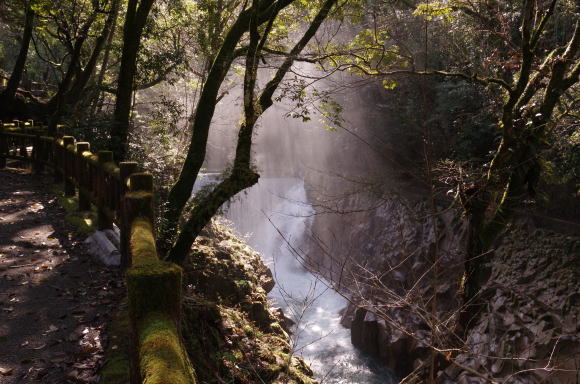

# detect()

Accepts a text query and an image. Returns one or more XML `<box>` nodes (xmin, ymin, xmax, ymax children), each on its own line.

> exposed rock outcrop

<box><xmin>181</xmin><ymin>219</ymin><xmax>316</xmax><ymax>384</ymax></box>
<box><xmin>350</xmin><ymin>306</ymin><xmax>428</xmax><ymax>376</ymax></box>
<box><xmin>442</xmin><ymin>227</ymin><xmax>580</xmax><ymax>384</ymax></box>
<box><xmin>308</xmin><ymin>193</ymin><xmax>465</xmax><ymax>379</ymax></box>
<box><xmin>312</xmin><ymin>189</ymin><xmax>579</xmax><ymax>383</ymax></box>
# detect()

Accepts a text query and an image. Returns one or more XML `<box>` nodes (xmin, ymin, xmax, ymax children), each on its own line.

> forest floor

<box><xmin>0</xmin><ymin>168</ymin><xmax>124</xmax><ymax>384</ymax></box>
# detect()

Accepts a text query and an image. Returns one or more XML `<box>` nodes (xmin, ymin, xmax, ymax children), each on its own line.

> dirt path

<box><xmin>0</xmin><ymin>169</ymin><xmax>124</xmax><ymax>384</ymax></box>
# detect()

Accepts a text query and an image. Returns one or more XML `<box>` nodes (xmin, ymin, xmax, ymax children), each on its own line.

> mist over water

<box><xmin>203</xmin><ymin>63</ymin><xmax>388</xmax><ymax>179</ymax></box>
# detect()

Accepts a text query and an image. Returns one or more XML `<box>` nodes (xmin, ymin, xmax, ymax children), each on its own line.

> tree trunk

<box><xmin>461</xmin><ymin>20</ymin><xmax>579</xmax><ymax>327</ymax></box>
<box><xmin>47</xmin><ymin>10</ymin><xmax>98</xmax><ymax>135</ymax></box>
<box><xmin>47</xmin><ymin>46</ymin><xmax>83</xmax><ymax>135</ymax></box>
<box><xmin>66</xmin><ymin>0</ymin><xmax>121</xmax><ymax>107</ymax></box>
<box><xmin>1</xmin><ymin>6</ymin><xmax>34</xmax><ymax>108</ymax></box>
<box><xmin>166</xmin><ymin>168</ymin><xmax>260</xmax><ymax>264</ymax></box>
<box><xmin>111</xmin><ymin>0</ymin><xmax>155</xmax><ymax>161</ymax></box>
<box><xmin>159</xmin><ymin>0</ymin><xmax>327</xmax><ymax>253</ymax></box>
<box><xmin>92</xmin><ymin>4</ymin><xmax>120</xmax><ymax>116</ymax></box>
<box><xmin>158</xmin><ymin>1</ymin><xmax>291</xmax><ymax>251</ymax></box>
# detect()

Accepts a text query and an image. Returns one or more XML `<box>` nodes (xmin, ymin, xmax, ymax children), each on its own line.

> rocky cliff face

<box><xmin>306</xmin><ymin>191</ymin><xmax>466</xmax><ymax>378</ymax></box>
<box><xmin>443</xmin><ymin>227</ymin><xmax>580</xmax><ymax>384</ymax></box>
<box><xmin>308</xmin><ymin>187</ymin><xmax>580</xmax><ymax>383</ymax></box>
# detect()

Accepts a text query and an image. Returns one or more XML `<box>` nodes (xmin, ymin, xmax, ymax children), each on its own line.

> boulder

<box><xmin>84</xmin><ymin>230</ymin><xmax>120</xmax><ymax>267</ymax></box>
<box><xmin>272</xmin><ymin>307</ymin><xmax>295</xmax><ymax>333</ymax></box>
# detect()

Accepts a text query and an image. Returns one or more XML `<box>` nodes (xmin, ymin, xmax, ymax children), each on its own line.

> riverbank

<box><xmin>223</xmin><ymin>177</ymin><xmax>396</xmax><ymax>383</ymax></box>
<box><xmin>181</xmin><ymin>219</ymin><xmax>316</xmax><ymax>384</ymax></box>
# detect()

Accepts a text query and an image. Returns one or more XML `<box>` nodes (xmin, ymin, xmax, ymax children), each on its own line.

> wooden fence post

<box><xmin>53</xmin><ymin>138</ymin><xmax>63</xmax><ymax>182</ymax></box>
<box><xmin>129</xmin><ymin>173</ymin><xmax>154</xmax><ymax>193</ymax></box>
<box><xmin>120</xmin><ymin>162</ymin><xmax>139</xmax><ymax>269</ymax></box>
<box><xmin>0</xmin><ymin>125</ymin><xmax>6</xmax><ymax>169</ymax></box>
<box><xmin>19</xmin><ymin>139</ymin><xmax>28</xmax><ymax>159</ymax></box>
<box><xmin>125</xmin><ymin>174</ymin><xmax>154</xmax><ymax>266</ymax></box>
<box><xmin>32</xmin><ymin>133</ymin><xmax>44</xmax><ymax>174</ymax></box>
<box><xmin>76</xmin><ymin>142</ymin><xmax>91</xmax><ymax>210</ymax></box>
<box><xmin>97</xmin><ymin>151</ymin><xmax>114</xmax><ymax>230</ymax></box>
<box><xmin>17</xmin><ymin>121</ymin><xmax>27</xmax><ymax>162</ymax></box>
<box><xmin>62</xmin><ymin>136</ymin><xmax>75</xmax><ymax>197</ymax></box>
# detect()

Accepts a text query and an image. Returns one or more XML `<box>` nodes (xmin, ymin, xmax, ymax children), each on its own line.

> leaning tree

<box><xmin>156</xmin><ymin>0</ymin><xmax>342</xmax><ymax>264</ymax></box>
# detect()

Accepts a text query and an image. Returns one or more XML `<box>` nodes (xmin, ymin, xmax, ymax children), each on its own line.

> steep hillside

<box><xmin>181</xmin><ymin>220</ymin><xmax>316</xmax><ymax>384</ymax></box>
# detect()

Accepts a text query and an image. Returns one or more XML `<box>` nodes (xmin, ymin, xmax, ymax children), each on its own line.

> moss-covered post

<box><xmin>125</xmin><ymin>172</ymin><xmax>194</xmax><ymax>384</ymax></box>
<box><xmin>120</xmin><ymin>162</ymin><xmax>138</xmax><ymax>268</ymax></box>
<box><xmin>129</xmin><ymin>172</ymin><xmax>153</xmax><ymax>192</ymax></box>
<box><xmin>97</xmin><ymin>150</ymin><xmax>114</xmax><ymax>230</ymax></box>
<box><xmin>125</xmin><ymin>173</ymin><xmax>154</xmax><ymax>384</ymax></box>
<box><xmin>125</xmin><ymin>194</ymin><xmax>155</xmax><ymax>261</ymax></box>
<box><xmin>120</xmin><ymin>162</ymin><xmax>139</xmax><ymax>193</ymax></box>
<box><xmin>76</xmin><ymin>142</ymin><xmax>91</xmax><ymax>211</ymax></box>
<box><xmin>125</xmin><ymin>173</ymin><xmax>155</xmax><ymax>262</ymax></box>
<box><xmin>126</xmin><ymin>174</ymin><xmax>182</xmax><ymax>318</ymax></box>
<box><xmin>62</xmin><ymin>136</ymin><xmax>75</xmax><ymax>197</ymax></box>
<box><xmin>0</xmin><ymin>125</ymin><xmax>6</xmax><ymax>169</ymax></box>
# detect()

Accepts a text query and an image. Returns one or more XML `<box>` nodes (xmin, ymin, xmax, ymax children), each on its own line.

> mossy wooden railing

<box><xmin>0</xmin><ymin>127</ymin><xmax>197</xmax><ymax>384</ymax></box>
<box><xmin>126</xmin><ymin>174</ymin><xmax>196</xmax><ymax>384</ymax></box>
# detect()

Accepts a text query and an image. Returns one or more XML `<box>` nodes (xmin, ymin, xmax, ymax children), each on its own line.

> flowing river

<box><xmin>193</xmin><ymin>175</ymin><xmax>395</xmax><ymax>383</ymax></box>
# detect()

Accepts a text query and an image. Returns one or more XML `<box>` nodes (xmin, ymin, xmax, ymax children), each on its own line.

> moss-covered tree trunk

<box><xmin>165</xmin><ymin>0</ymin><xmax>339</xmax><ymax>265</ymax></box>
<box><xmin>157</xmin><ymin>0</ymin><xmax>296</xmax><ymax>253</ymax></box>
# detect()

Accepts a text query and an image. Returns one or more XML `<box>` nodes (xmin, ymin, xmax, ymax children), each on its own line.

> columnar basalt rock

<box><xmin>307</xmin><ymin>190</ymin><xmax>466</xmax><ymax>378</ymax></box>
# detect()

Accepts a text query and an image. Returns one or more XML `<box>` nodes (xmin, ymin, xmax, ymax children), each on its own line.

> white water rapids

<box><xmin>194</xmin><ymin>175</ymin><xmax>395</xmax><ymax>383</ymax></box>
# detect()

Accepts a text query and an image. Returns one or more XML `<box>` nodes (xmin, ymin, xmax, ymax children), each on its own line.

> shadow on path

<box><xmin>0</xmin><ymin>168</ymin><xmax>124</xmax><ymax>384</ymax></box>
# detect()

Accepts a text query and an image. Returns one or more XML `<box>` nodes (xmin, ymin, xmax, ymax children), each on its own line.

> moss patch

<box><xmin>50</xmin><ymin>185</ymin><xmax>96</xmax><ymax>237</ymax></box>
<box><xmin>127</xmin><ymin>261</ymin><xmax>182</xmax><ymax>325</ymax></box>
<box><xmin>130</xmin><ymin>217</ymin><xmax>158</xmax><ymax>265</ymax></box>
<box><xmin>139</xmin><ymin>312</ymin><xmax>196</xmax><ymax>384</ymax></box>
<box><xmin>182</xmin><ymin>219</ymin><xmax>316</xmax><ymax>384</ymax></box>
<box><xmin>126</xmin><ymin>213</ymin><xmax>195</xmax><ymax>383</ymax></box>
